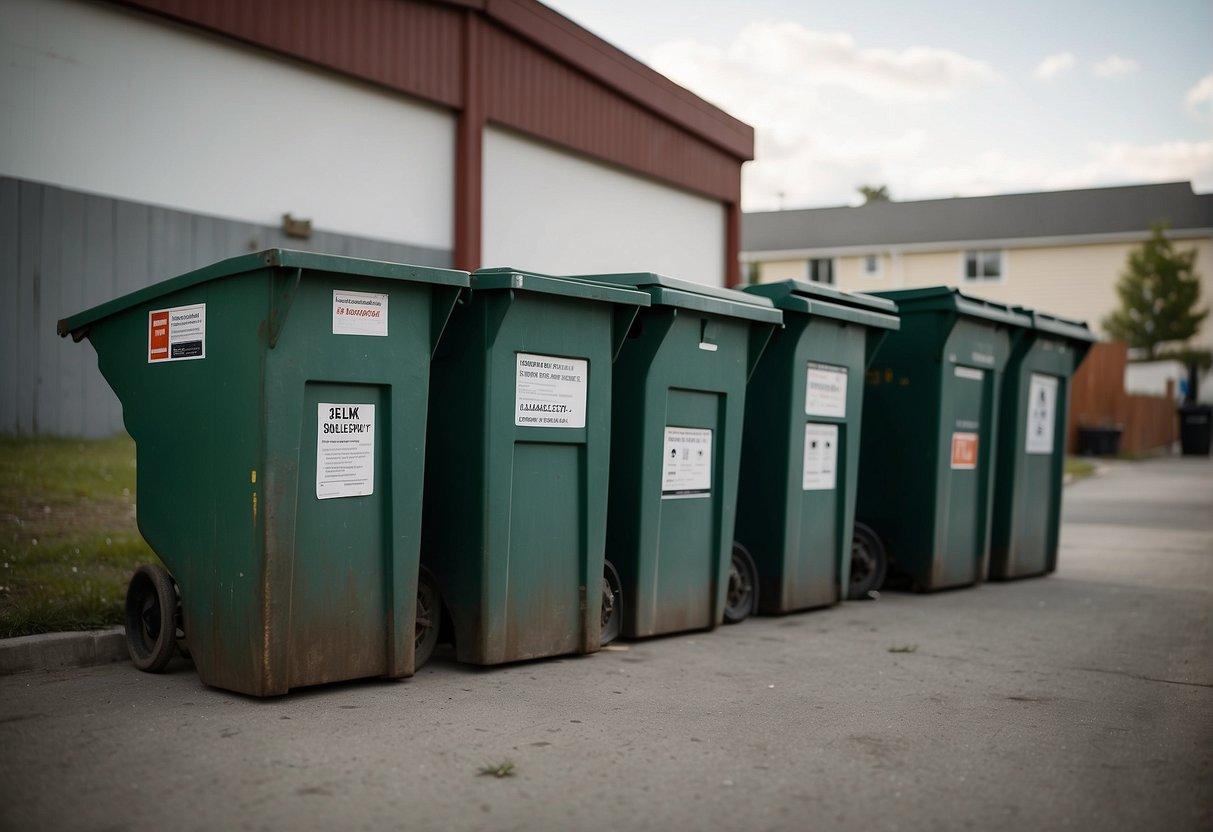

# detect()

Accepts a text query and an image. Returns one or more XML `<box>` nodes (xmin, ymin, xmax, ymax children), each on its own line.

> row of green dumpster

<box><xmin>57</xmin><ymin>250</ymin><xmax>1093</xmax><ymax>696</ymax></box>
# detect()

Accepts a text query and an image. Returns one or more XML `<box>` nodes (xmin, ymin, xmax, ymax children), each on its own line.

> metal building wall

<box><xmin>0</xmin><ymin>177</ymin><xmax>451</xmax><ymax>437</ymax></box>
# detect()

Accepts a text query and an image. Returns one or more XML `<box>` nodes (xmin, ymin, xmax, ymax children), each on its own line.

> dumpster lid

<box><xmin>743</xmin><ymin>280</ymin><xmax>899</xmax><ymax>329</ymax></box>
<box><xmin>1014</xmin><ymin>307</ymin><xmax>1096</xmax><ymax>343</ymax></box>
<box><xmin>472</xmin><ymin>268</ymin><xmax>650</xmax><ymax>307</ymax></box>
<box><xmin>872</xmin><ymin>286</ymin><xmax>1031</xmax><ymax>328</ymax></box>
<box><xmin>58</xmin><ymin>249</ymin><xmax>470</xmax><ymax>338</ymax></box>
<box><xmin>744</xmin><ymin>280</ymin><xmax>896</xmax><ymax>313</ymax></box>
<box><xmin>568</xmin><ymin>272</ymin><xmax>781</xmax><ymax>324</ymax></box>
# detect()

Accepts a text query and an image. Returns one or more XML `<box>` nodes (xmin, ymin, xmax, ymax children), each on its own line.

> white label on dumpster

<box><xmin>662</xmin><ymin>427</ymin><xmax>712</xmax><ymax>499</ymax></box>
<box><xmin>332</xmin><ymin>290</ymin><xmax>388</xmax><ymax>337</ymax></box>
<box><xmin>803</xmin><ymin>423</ymin><xmax>839</xmax><ymax>491</ymax></box>
<box><xmin>1025</xmin><ymin>373</ymin><xmax>1058</xmax><ymax>455</ymax></box>
<box><xmin>147</xmin><ymin>303</ymin><xmax>206</xmax><ymax>363</ymax></box>
<box><xmin>954</xmin><ymin>365</ymin><xmax>984</xmax><ymax>381</ymax></box>
<box><xmin>514</xmin><ymin>353</ymin><xmax>588</xmax><ymax>428</ymax></box>
<box><xmin>316</xmin><ymin>403</ymin><xmax>375</xmax><ymax>499</ymax></box>
<box><xmin>805</xmin><ymin>362</ymin><xmax>848</xmax><ymax>417</ymax></box>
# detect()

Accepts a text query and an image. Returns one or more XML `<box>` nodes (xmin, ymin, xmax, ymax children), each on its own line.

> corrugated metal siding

<box><xmin>481</xmin><ymin>22</ymin><xmax>741</xmax><ymax>204</ymax></box>
<box><xmin>484</xmin><ymin>0</ymin><xmax>752</xmax><ymax>160</ymax></box>
<box><xmin>114</xmin><ymin>0</ymin><xmax>465</xmax><ymax>108</ymax></box>
<box><xmin>0</xmin><ymin>176</ymin><xmax>451</xmax><ymax>438</ymax></box>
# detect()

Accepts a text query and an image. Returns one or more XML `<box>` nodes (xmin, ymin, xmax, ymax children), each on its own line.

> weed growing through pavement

<box><xmin>478</xmin><ymin>761</ymin><xmax>517</xmax><ymax>778</ymax></box>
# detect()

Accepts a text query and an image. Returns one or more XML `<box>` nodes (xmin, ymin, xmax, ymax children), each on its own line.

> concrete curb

<box><xmin>0</xmin><ymin>627</ymin><xmax>126</xmax><ymax>676</ymax></box>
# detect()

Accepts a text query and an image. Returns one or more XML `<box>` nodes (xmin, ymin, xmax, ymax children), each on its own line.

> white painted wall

<box><xmin>0</xmin><ymin>0</ymin><xmax>454</xmax><ymax>250</ymax></box>
<box><xmin>483</xmin><ymin>127</ymin><xmax>726</xmax><ymax>286</ymax></box>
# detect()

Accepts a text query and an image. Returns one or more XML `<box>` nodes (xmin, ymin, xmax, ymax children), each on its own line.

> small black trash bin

<box><xmin>1178</xmin><ymin>404</ymin><xmax>1212</xmax><ymax>456</ymax></box>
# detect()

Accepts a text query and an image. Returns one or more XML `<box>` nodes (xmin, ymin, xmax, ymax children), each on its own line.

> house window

<box><xmin>862</xmin><ymin>254</ymin><xmax>882</xmax><ymax>277</ymax></box>
<box><xmin>808</xmin><ymin>257</ymin><xmax>835</xmax><ymax>285</ymax></box>
<box><xmin>964</xmin><ymin>249</ymin><xmax>1003</xmax><ymax>282</ymax></box>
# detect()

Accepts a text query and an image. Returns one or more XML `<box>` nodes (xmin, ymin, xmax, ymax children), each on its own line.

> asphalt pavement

<box><xmin>1</xmin><ymin>455</ymin><xmax>1210</xmax><ymax>831</ymax></box>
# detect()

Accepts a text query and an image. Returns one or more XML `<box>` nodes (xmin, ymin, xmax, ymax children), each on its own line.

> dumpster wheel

<box><xmin>600</xmin><ymin>560</ymin><xmax>622</xmax><ymax>646</ymax></box>
<box><xmin>124</xmin><ymin>563</ymin><xmax>178</xmax><ymax>673</ymax></box>
<box><xmin>848</xmin><ymin>522</ymin><xmax>888</xmax><ymax>600</ymax></box>
<box><xmin>415</xmin><ymin>567</ymin><xmax>443</xmax><ymax>669</ymax></box>
<box><xmin>724</xmin><ymin>543</ymin><xmax>758</xmax><ymax>624</ymax></box>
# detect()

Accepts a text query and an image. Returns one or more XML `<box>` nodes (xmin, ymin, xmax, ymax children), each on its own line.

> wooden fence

<box><xmin>1067</xmin><ymin>342</ymin><xmax>1178</xmax><ymax>455</ymax></box>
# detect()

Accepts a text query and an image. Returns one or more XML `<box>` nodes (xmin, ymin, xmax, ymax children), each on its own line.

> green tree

<box><xmin>1103</xmin><ymin>222</ymin><xmax>1207</xmax><ymax>360</ymax></box>
<box><xmin>858</xmin><ymin>184</ymin><xmax>890</xmax><ymax>204</ymax></box>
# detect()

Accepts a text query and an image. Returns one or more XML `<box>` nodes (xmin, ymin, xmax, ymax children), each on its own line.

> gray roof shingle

<box><xmin>742</xmin><ymin>182</ymin><xmax>1213</xmax><ymax>253</ymax></box>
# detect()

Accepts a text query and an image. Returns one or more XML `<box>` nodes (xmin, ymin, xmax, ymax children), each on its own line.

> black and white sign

<box><xmin>316</xmin><ymin>403</ymin><xmax>375</xmax><ymax>499</ymax></box>
<box><xmin>806</xmin><ymin>363</ymin><xmax>847</xmax><ymax>418</ymax></box>
<box><xmin>147</xmin><ymin>303</ymin><xmax>206</xmax><ymax>363</ymax></box>
<box><xmin>803</xmin><ymin>423</ymin><xmax>838</xmax><ymax>491</ymax></box>
<box><xmin>515</xmin><ymin>353</ymin><xmax>588</xmax><ymax>428</ymax></box>
<box><xmin>1025</xmin><ymin>374</ymin><xmax>1058</xmax><ymax>454</ymax></box>
<box><xmin>662</xmin><ymin>426</ymin><xmax>712</xmax><ymax>499</ymax></box>
<box><xmin>332</xmin><ymin>290</ymin><xmax>388</xmax><ymax>337</ymax></box>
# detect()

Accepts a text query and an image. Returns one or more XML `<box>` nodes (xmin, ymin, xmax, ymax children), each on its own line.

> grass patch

<box><xmin>477</xmin><ymin>760</ymin><xmax>517</xmax><ymax>778</ymax></box>
<box><xmin>1064</xmin><ymin>457</ymin><xmax>1097</xmax><ymax>480</ymax></box>
<box><xmin>0</xmin><ymin>436</ymin><xmax>155</xmax><ymax>638</ymax></box>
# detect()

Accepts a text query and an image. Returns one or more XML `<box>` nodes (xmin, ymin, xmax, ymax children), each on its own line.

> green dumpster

<box><xmin>735</xmin><ymin>281</ymin><xmax>899</xmax><ymax>611</ymax></box>
<box><xmin>569</xmin><ymin>273</ymin><xmax>781</xmax><ymax>637</ymax></box>
<box><xmin>57</xmin><ymin>250</ymin><xmax>469</xmax><ymax>696</ymax></box>
<box><xmin>856</xmin><ymin>287</ymin><xmax>1031</xmax><ymax>592</ymax></box>
<box><xmin>989</xmin><ymin>309</ymin><xmax>1094</xmax><ymax>580</ymax></box>
<box><xmin>421</xmin><ymin>269</ymin><xmax>649</xmax><ymax>664</ymax></box>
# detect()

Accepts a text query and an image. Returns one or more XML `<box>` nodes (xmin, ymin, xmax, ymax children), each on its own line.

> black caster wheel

<box><xmin>600</xmin><ymin>560</ymin><xmax>622</xmax><ymax>646</ymax></box>
<box><xmin>724</xmin><ymin>543</ymin><xmax>759</xmax><ymax>624</ymax></box>
<box><xmin>415</xmin><ymin>566</ymin><xmax>443</xmax><ymax>669</ymax></box>
<box><xmin>124</xmin><ymin>563</ymin><xmax>178</xmax><ymax>673</ymax></box>
<box><xmin>848</xmin><ymin>522</ymin><xmax>888</xmax><ymax>600</ymax></box>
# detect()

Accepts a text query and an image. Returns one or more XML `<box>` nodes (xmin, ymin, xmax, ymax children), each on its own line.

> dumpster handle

<box><xmin>746</xmin><ymin>322</ymin><xmax>777</xmax><ymax>382</ymax></box>
<box><xmin>864</xmin><ymin>328</ymin><xmax>891</xmax><ymax>370</ymax></box>
<box><xmin>268</xmin><ymin>267</ymin><xmax>304</xmax><ymax>349</ymax></box>
<box><xmin>431</xmin><ymin>286</ymin><xmax>466</xmax><ymax>357</ymax></box>
<box><xmin>612</xmin><ymin>305</ymin><xmax>642</xmax><ymax>363</ymax></box>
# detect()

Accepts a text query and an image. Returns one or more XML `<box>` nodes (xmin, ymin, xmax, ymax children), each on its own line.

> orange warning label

<box><xmin>951</xmin><ymin>431</ymin><xmax>978</xmax><ymax>470</ymax></box>
<box><xmin>148</xmin><ymin>310</ymin><xmax>170</xmax><ymax>361</ymax></box>
<box><xmin>147</xmin><ymin>303</ymin><xmax>206</xmax><ymax>363</ymax></box>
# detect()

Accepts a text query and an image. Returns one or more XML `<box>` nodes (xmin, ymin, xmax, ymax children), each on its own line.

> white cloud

<box><xmin>1186</xmin><ymin>73</ymin><xmax>1213</xmax><ymax>120</ymax></box>
<box><xmin>1066</xmin><ymin>140</ymin><xmax>1213</xmax><ymax>188</ymax></box>
<box><xmin>902</xmin><ymin>140</ymin><xmax>1213</xmax><ymax>198</ymax></box>
<box><xmin>645</xmin><ymin>21</ymin><xmax>1205</xmax><ymax>210</ymax></box>
<box><xmin>647</xmin><ymin>21</ymin><xmax>998</xmax><ymax>209</ymax></box>
<box><xmin>1091</xmin><ymin>55</ymin><xmax>1139</xmax><ymax>78</ymax></box>
<box><xmin>649</xmin><ymin>22</ymin><xmax>998</xmax><ymax>104</ymax></box>
<box><xmin>1034</xmin><ymin>52</ymin><xmax>1076</xmax><ymax>81</ymax></box>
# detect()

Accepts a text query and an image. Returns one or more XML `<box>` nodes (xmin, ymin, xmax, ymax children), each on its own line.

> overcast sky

<box><xmin>544</xmin><ymin>0</ymin><xmax>1213</xmax><ymax>211</ymax></box>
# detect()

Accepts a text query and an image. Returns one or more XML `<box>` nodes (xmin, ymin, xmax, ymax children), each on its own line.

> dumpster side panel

<box><xmin>610</xmin><ymin>310</ymin><xmax>752</xmax><ymax>638</ymax></box>
<box><xmin>991</xmin><ymin>335</ymin><xmax>1078</xmax><ymax>579</ymax></box>
<box><xmin>286</xmin><ymin>382</ymin><xmax>390</xmax><ymax>685</ymax></box>
<box><xmin>87</xmin><ymin>274</ymin><xmax>268</xmax><ymax>694</ymax></box>
<box><xmin>929</xmin><ymin>318</ymin><xmax>1011</xmax><ymax>590</ymax></box>
<box><xmin>427</xmin><ymin>291</ymin><xmax>615</xmax><ymax>665</ymax></box>
<box><xmin>781</xmin><ymin>317</ymin><xmax>868</xmax><ymax>611</ymax></box>
<box><xmin>262</xmin><ymin>271</ymin><xmax>440</xmax><ymax>693</ymax></box>
<box><xmin>651</xmin><ymin>387</ymin><xmax>725</xmax><ymax>635</ymax></box>
<box><xmin>934</xmin><ymin>360</ymin><xmax>989</xmax><ymax>587</ymax></box>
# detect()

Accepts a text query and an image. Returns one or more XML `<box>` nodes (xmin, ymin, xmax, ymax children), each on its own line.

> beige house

<box><xmin>742</xmin><ymin>182</ymin><xmax>1213</xmax><ymax>348</ymax></box>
